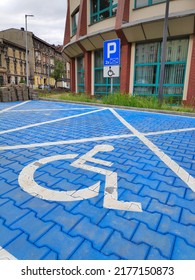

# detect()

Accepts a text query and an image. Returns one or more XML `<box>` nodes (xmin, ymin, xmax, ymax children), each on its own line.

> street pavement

<box><xmin>0</xmin><ymin>100</ymin><xmax>195</xmax><ymax>260</ymax></box>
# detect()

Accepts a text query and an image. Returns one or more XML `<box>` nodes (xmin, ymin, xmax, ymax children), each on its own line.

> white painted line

<box><xmin>0</xmin><ymin>108</ymin><xmax>106</xmax><ymax>135</ymax></box>
<box><xmin>0</xmin><ymin>247</ymin><xmax>17</xmax><ymax>260</ymax></box>
<box><xmin>0</xmin><ymin>134</ymin><xmax>133</xmax><ymax>151</ymax></box>
<box><xmin>117</xmin><ymin>108</ymin><xmax>195</xmax><ymax>119</ymax></box>
<box><xmin>0</xmin><ymin>125</ymin><xmax>195</xmax><ymax>151</ymax></box>
<box><xmin>145</xmin><ymin>127</ymin><xmax>195</xmax><ymax>136</ymax></box>
<box><xmin>0</xmin><ymin>101</ymin><xmax>30</xmax><ymax>114</ymax></box>
<box><xmin>110</xmin><ymin>108</ymin><xmax>195</xmax><ymax>192</ymax></box>
<box><xmin>10</xmin><ymin>108</ymin><xmax>99</xmax><ymax>112</ymax></box>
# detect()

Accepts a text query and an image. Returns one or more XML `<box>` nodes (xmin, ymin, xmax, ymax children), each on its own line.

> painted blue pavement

<box><xmin>0</xmin><ymin>100</ymin><xmax>195</xmax><ymax>260</ymax></box>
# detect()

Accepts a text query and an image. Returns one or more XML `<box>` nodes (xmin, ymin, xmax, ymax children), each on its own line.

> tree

<box><xmin>51</xmin><ymin>59</ymin><xmax>65</xmax><ymax>87</ymax></box>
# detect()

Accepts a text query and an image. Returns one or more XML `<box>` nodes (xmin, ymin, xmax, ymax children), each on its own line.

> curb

<box><xmin>39</xmin><ymin>97</ymin><xmax>195</xmax><ymax>118</ymax></box>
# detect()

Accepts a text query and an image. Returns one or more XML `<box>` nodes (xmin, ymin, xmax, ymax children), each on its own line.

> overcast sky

<box><xmin>0</xmin><ymin>0</ymin><xmax>67</xmax><ymax>45</ymax></box>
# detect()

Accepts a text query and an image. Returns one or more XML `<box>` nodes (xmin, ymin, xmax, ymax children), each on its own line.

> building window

<box><xmin>72</xmin><ymin>8</ymin><xmax>79</xmax><ymax>36</ymax></box>
<box><xmin>134</xmin><ymin>38</ymin><xmax>189</xmax><ymax>97</ymax></box>
<box><xmin>91</xmin><ymin>0</ymin><xmax>118</xmax><ymax>24</ymax></box>
<box><xmin>94</xmin><ymin>49</ymin><xmax>120</xmax><ymax>94</ymax></box>
<box><xmin>135</xmin><ymin>0</ymin><xmax>165</xmax><ymax>9</ymax></box>
<box><xmin>0</xmin><ymin>75</ymin><xmax>3</xmax><ymax>86</ymax></box>
<box><xmin>77</xmin><ymin>56</ymin><xmax>85</xmax><ymax>93</ymax></box>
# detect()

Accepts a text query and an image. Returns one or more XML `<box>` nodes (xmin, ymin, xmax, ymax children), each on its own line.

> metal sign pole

<box><xmin>111</xmin><ymin>77</ymin><xmax>113</xmax><ymax>93</ymax></box>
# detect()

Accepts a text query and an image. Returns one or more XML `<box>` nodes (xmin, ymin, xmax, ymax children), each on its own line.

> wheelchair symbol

<box><xmin>108</xmin><ymin>67</ymin><xmax>115</xmax><ymax>77</ymax></box>
<box><xmin>18</xmin><ymin>145</ymin><xmax>142</xmax><ymax>212</ymax></box>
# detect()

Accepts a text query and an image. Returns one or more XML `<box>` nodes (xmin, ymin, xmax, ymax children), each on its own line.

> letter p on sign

<box><xmin>107</xmin><ymin>42</ymin><xmax>116</xmax><ymax>58</ymax></box>
<box><xmin>104</xmin><ymin>39</ymin><xmax>120</xmax><ymax>66</ymax></box>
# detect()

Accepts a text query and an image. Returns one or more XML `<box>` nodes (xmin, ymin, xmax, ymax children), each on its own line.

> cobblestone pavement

<box><xmin>0</xmin><ymin>100</ymin><xmax>195</xmax><ymax>260</ymax></box>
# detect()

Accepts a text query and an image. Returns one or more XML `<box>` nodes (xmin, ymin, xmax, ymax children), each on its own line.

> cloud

<box><xmin>0</xmin><ymin>0</ymin><xmax>67</xmax><ymax>45</ymax></box>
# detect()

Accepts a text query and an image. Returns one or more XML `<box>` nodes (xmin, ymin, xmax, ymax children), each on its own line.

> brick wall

<box><xmin>186</xmin><ymin>34</ymin><xmax>195</xmax><ymax>106</ymax></box>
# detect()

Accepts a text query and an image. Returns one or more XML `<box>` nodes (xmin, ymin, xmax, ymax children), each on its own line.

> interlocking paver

<box><xmin>146</xmin><ymin>248</ymin><xmax>168</xmax><ymax>260</ymax></box>
<box><xmin>20</xmin><ymin>197</ymin><xmax>57</xmax><ymax>218</ymax></box>
<box><xmin>5</xmin><ymin>233</ymin><xmax>50</xmax><ymax>260</ymax></box>
<box><xmin>36</xmin><ymin>225</ymin><xmax>83</xmax><ymax>259</ymax></box>
<box><xmin>70</xmin><ymin>217</ymin><xmax>112</xmax><ymax>250</ymax></box>
<box><xmin>180</xmin><ymin>209</ymin><xmax>195</xmax><ymax>226</ymax></box>
<box><xmin>11</xmin><ymin>212</ymin><xmax>54</xmax><ymax>243</ymax></box>
<box><xmin>0</xmin><ymin>100</ymin><xmax>195</xmax><ymax>260</ymax></box>
<box><xmin>43</xmin><ymin>205</ymin><xmax>83</xmax><ymax>232</ymax></box>
<box><xmin>124</xmin><ymin>211</ymin><xmax>161</xmax><ymax>231</ymax></box>
<box><xmin>70</xmin><ymin>240</ymin><xmax>120</xmax><ymax>260</ymax></box>
<box><xmin>99</xmin><ymin>211</ymin><xmax>138</xmax><ymax>240</ymax></box>
<box><xmin>158</xmin><ymin>181</ymin><xmax>186</xmax><ymax>198</ymax></box>
<box><xmin>171</xmin><ymin>237</ymin><xmax>195</xmax><ymax>260</ymax></box>
<box><xmin>71</xmin><ymin>200</ymin><xmax>108</xmax><ymax>224</ymax></box>
<box><xmin>158</xmin><ymin>216</ymin><xmax>195</xmax><ymax>246</ymax></box>
<box><xmin>140</xmin><ymin>186</ymin><xmax>169</xmax><ymax>203</ymax></box>
<box><xmin>0</xmin><ymin>200</ymin><xmax>29</xmax><ymax>226</ymax></box>
<box><xmin>147</xmin><ymin>199</ymin><xmax>181</xmax><ymax>221</ymax></box>
<box><xmin>102</xmin><ymin>231</ymin><xmax>149</xmax><ymax>260</ymax></box>
<box><xmin>132</xmin><ymin>223</ymin><xmax>175</xmax><ymax>259</ymax></box>
<box><xmin>0</xmin><ymin>219</ymin><xmax>22</xmax><ymax>247</ymax></box>
<box><xmin>168</xmin><ymin>194</ymin><xmax>195</xmax><ymax>213</ymax></box>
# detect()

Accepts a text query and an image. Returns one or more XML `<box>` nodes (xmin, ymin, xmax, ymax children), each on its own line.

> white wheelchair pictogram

<box><xmin>18</xmin><ymin>145</ymin><xmax>142</xmax><ymax>212</ymax></box>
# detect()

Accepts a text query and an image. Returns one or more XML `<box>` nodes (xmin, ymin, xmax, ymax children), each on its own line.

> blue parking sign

<box><xmin>104</xmin><ymin>39</ymin><xmax>120</xmax><ymax>66</ymax></box>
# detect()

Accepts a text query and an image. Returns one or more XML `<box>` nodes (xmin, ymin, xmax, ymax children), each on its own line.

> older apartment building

<box><xmin>0</xmin><ymin>38</ymin><xmax>26</xmax><ymax>86</ymax></box>
<box><xmin>63</xmin><ymin>0</ymin><xmax>195</xmax><ymax>104</ymax></box>
<box><xmin>0</xmin><ymin>28</ymin><xmax>70</xmax><ymax>88</ymax></box>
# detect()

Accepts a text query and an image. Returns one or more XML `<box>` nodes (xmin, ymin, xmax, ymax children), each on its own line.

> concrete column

<box><xmin>115</xmin><ymin>0</ymin><xmax>131</xmax><ymax>94</ymax></box>
<box><xmin>70</xmin><ymin>58</ymin><xmax>76</xmax><ymax>93</ymax></box>
<box><xmin>84</xmin><ymin>51</ymin><xmax>92</xmax><ymax>95</ymax></box>
<box><xmin>186</xmin><ymin>34</ymin><xmax>195</xmax><ymax>106</ymax></box>
<box><xmin>120</xmin><ymin>42</ymin><xmax>131</xmax><ymax>94</ymax></box>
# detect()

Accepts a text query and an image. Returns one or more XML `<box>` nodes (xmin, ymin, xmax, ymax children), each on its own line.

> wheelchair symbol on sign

<box><xmin>18</xmin><ymin>145</ymin><xmax>142</xmax><ymax>212</ymax></box>
<box><xmin>108</xmin><ymin>67</ymin><xmax>115</xmax><ymax>77</ymax></box>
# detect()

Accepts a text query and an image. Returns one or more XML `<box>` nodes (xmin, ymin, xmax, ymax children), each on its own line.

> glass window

<box><xmin>91</xmin><ymin>0</ymin><xmax>118</xmax><ymax>24</ymax></box>
<box><xmin>0</xmin><ymin>75</ymin><xmax>3</xmax><ymax>86</ymax></box>
<box><xmin>134</xmin><ymin>39</ymin><xmax>189</xmax><ymax>97</ymax></box>
<box><xmin>94</xmin><ymin>49</ymin><xmax>120</xmax><ymax>95</ymax></box>
<box><xmin>72</xmin><ymin>8</ymin><xmax>79</xmax><ymax>36</ymax></box>
<box><xmin>135</xmin><ymin>0</ymin><xmax>165</xmax><ymax>9</ymax></box>
<box><xmin>77</xmin><ymin>56</ymin><xmax>85</xmax><ymax>93</ymax></box>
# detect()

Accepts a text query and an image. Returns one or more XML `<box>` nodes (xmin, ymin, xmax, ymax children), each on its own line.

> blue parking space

<box><xmin>116</xmin><ymin>109</ymin><xmax>195</xmax><ymax>133</ymax></box>
<box><xmin>0</xmin><ymin>100</ymin><xmax>195</xmax><ymax>260</ymax></box>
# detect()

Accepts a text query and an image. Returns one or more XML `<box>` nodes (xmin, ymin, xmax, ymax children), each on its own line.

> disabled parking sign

<box><xmin>103</xmin><ymin>39</ymin><xmax>120</xmax><ymax>78</ymax></box>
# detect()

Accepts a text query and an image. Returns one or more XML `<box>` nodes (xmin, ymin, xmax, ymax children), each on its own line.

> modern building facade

<box><xmin>0</xmin><ymin>28</ymin><xmax>70</xmax><ymax>89</ymax></box>
<box><xmin>63</xmin><ymin>0</ymin><xmax>195</xmax><ymax>105</ymax></box>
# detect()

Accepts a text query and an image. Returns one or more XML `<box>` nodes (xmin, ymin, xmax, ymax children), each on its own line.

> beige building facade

<box><xmin>0</xmin><ymin>38</ymin><xmax>26</xmax><ymax>86</ymax></box>
<box><xmin>0</xmin><ymin>28</ymin><xmax>70</xmax><ymax>89</ymax></box>
<box><xmin>63</xmin><ymin>0</ymin><xmax>195</xmax><ymax>105</ymax></box>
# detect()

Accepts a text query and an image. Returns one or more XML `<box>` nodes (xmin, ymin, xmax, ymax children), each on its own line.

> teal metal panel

<box><xmin>133</xmin><ymin>38</ymin><xmax>189</xmax><ymax>97</ymax></box>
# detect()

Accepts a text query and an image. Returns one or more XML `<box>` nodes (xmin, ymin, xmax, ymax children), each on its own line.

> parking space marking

<box><xmin>0</xmin><ymin>101</ymin><xmax>195</xmax><ymax>260</ymax></box>
<box><xmin>0</xmin><ymin>126</ymin><xmax>194</xmax><ymax>151</ymax></box>
<box><xmin>0</xmin><ymin>247</ymin><xmax>17</xmax><ymax>260</ymax></box>
<box><xmin>0</xmin><ymin>133</ymin><xmax>133</xmax><ymax>150</ymax></box>
<box><xmin>145</xmin><ymin>127</ymin><xmax>195</xmax><ymax>136</ymax></box>
<box><xmin>18</xmin><ymin>144</ymin><xmax>142</xmax><ymax>212</ymax></box>
<box><xmin>0</xmin><ymin>101</ymin><xmax>30</xmax><ymax>114</ymax></box>
<box><xmin>0</xmin><ymin>108</ymin><xmax>106</xmax><ymax>135</ymax></box>
<box><xmin>10</xmin><ymin>108</ymin><xmax>99</xmax><ymax>112</ymax></box>
<box><xmin>110</xmin><ymin>108</ymin><xmax>195</xmax><ymax>192</ymax></box>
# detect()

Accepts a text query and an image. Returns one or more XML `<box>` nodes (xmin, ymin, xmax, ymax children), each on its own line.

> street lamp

<box><xmin>158</xmin><ymin>0</ymin><xmax>170</xmax><ymax>105</ymax></box>
<box><xmin>25</xmin><ymin>14</ymin><xmax>34</xmax><ymax>87</ymax></box>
